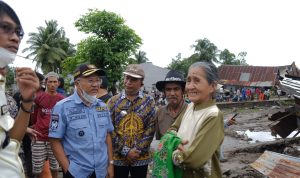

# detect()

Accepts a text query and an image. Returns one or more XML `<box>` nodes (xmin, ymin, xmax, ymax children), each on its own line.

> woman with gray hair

<box><xmin>168</xmin><ymin>61</ymin><xmax>224</xmax><ymax>178</ymax></box>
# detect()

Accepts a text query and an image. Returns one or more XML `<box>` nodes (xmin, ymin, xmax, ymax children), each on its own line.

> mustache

<box><xmin>166</xmin><ymin>97</ymin><xmax>178</xmax><ymax>100</ymax></box>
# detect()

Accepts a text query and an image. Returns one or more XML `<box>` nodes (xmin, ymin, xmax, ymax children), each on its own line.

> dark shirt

<box><xmin>56</xmin><ymin>88</ymin><xmax>67</xmax><ymax>97</ymax></box>
<box><xmin>155</xmin><ymin>102</ymin><xmax>188</xmax><ymax>140</ymax></box>
<box><xmin>98</xmin><ymin>93</ymin><xmax>112</xmax><ymax>103</ymax></box>
<box><xmin>12</xmin><ymin>92</ymin><xmax>21</xmax><ymax>111</ymax></box>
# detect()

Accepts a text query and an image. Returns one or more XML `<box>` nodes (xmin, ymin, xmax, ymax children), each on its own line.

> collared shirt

<box><xmin>48</xmin><ymin>91</ymin><xmax>114</xmax><ymax>178</ymax></box>
<box><xmin>0</xmin><ymin>95</ymin><xmax>24</xmax><ymax>178</ymax></box>
<box><xmin>155</xmin><ymin>102</ymin><xmax>188</xmax><ymax>140</ymax></box>
<box><xmin>170</xmin><ymin>100</ymin><xmax>224</xmax><ymax>178</ymax></box>
<box><xmin>0</xmin><ymin>139</ymin><xmax>24</xmax><ymax>178</ymax></box>
<box><xmin>108</xmin><ymin>90</ymin><xmax>156</xmax><ymax>166</ymax></box>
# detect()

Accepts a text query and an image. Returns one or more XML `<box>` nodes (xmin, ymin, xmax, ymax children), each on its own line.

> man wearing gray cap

<box><xmin>107</xmin><ymin>64</ymin><xmax>156</xmax><ymax>178</ymax></box>
<box><xmin>31</xmin><ymin>71</ymin><xmax>64</xmax><ymax>178</ymax></box>
<box><xmin>155</xmin><ymin>70</ymin><xmax>188</xmax><ymax>140</ymax></box>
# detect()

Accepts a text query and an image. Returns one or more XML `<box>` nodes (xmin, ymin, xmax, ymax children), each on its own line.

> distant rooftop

<box><xmin>218</xmin><ymin>65</ymin><xmax>289</xmax><ymax>87</ymax></box>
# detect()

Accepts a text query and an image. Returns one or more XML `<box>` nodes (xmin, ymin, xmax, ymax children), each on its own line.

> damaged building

<box><xmin>218</xmin><ymin>64</ymin><xmax>289</xmax><ymax>91</ymax></box>
<box><xmin>250</xmin><ymin>62</ymin><xmax>300</xmax><ymax>177</ymax></box>
<box><xmin>269</xmin><ymin>61</ymin><xmax>300</xmax><ymax>139</ymax></box>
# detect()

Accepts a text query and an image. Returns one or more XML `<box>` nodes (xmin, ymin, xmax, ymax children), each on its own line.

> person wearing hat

<box><xmin>169</xmin><ymin>62</ymin><xmax>224</xmax><ymax>178</ymax></box>
<box><xmin>31</xmin><ymin>71</ymin><xmax>65</xmax><ymax>178</ymax></box>
<box><xmin>49</xmin><ymin>64</ymin><xmax>114</xmax><ymax>178</ymax></box>
<box><xmin>107</xmin><ymin>64</ymin><xmax>156</xmax><ymax>178</ymax></box>
<box><xmin>155</xmin><ymin>70</ymin><xmax>188</xmax><ymax>140</ymax></box>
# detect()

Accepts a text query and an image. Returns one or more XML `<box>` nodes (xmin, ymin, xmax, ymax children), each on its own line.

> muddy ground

<box><xmin>220</xmin><ymin>99</ymin><xmax>300</xmax><ymax>178</ymax></box>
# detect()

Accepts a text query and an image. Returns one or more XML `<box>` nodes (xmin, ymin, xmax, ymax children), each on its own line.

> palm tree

<box><xmin>23</xmin><ymin>20</ymin><xmax>75</xmax><ymax>74</ymax></box>
<box><xmin>192</xmin><ymin>38</ymin><xmax>219</xmax><ymax>63</ymax></box>
<box><xmin>134</xmin><ymin>50</ymin><xmax>149</xmax><ymax>64</ymax></box>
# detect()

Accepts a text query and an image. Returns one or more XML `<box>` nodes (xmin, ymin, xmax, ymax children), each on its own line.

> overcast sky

<box><xmin>6</xmin><ymin>0</ymin><xmax>300</xmax><ymax>69</ymax></box>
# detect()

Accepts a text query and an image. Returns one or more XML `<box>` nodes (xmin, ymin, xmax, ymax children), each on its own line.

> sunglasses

<box><xmin>0</xmin><ymin>21</ymin><xmax>24</xmax><ymax>40</ymax></box>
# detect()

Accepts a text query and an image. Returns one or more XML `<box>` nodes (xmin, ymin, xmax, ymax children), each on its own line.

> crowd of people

<box><xmin>216</xmin><ymin>86</ymin><xmax>280</xmax><ymax>102</ymax></box>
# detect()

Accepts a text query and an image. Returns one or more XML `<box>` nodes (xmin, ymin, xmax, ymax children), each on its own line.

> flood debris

<box><xmin>270</xmin><ymin>62</ymin><xmax>300</xmax><ymax>138</ymax></box>
<box><xmin>250</xmin><ymin>150</ymin><xmax>300</xmax><ymax>177</ymax></box>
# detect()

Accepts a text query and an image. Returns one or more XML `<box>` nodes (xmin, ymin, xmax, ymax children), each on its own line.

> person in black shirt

<box><xmin>97</xmin><ymin>76</ymin><xmax>112</xmax><ymax>103</ymax></box>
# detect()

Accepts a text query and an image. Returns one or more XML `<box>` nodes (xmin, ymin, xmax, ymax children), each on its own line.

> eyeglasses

<box><xmin>0</xmin><ymin>21</ymin><xmax>24</xmax><ymax>40</ymax></box>
<box><xmin>79</xmin><ymin>78</ymin><xmax>102</xmax><ymax>86</ymax></box>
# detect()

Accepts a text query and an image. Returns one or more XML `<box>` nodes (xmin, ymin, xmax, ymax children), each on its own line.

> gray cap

<box><xmin>123</xmin><ymin>64</ymin><xmax>145</xmax><ymax>78</ymax></box>
<box><xmin>45</xmin><ymin>71</ymin><xmax>59</xmax><ymax>79</ymax></box>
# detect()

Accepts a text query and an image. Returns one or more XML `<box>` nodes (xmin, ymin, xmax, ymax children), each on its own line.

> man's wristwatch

<box><xmin>109</xmin><ymin>160</ymin><xmax>114</xmax><ymax>164</ymax></box>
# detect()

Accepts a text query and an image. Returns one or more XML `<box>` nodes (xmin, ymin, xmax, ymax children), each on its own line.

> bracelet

<box><xmin>20</xmin><ymin>95</ymin><xmax>35</xmax><ymax>103</ymax></box>
<box><xmin>20</xmin><ymin>101</ymin><xmax>34</xmax><ymax>113</ymax></box>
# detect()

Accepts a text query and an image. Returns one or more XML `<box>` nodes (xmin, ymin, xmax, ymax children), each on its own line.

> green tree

<box><xmin>63</xmin><ymin>9</ymin><xmax>142</xmax><ymax>84</ymax></box>
<box><xmin>168</xmin><ymin>38</ymin><xmax>248</xmax><ymax>74</ymax></box>
<box><xmin>5</xmin><ymin>66</ymin><xmax>15</xmax><ymax>90</ymax></box>
<box><xmin>168</xmin><ymin>38</ymin><xmax>220</xmax><ymax>75</ymax></box>
<box><xmin>219</xmin><ymin>49</ymin><xmax>236</xmax><ymax>64</ymax></box>
<box><xmin>219</xmin><ymin>49</ymin><xmax>248</xmax><ymax>65</ymax></box>
<box><xmin>23</xmin><ymin>20</ymin><xmax>75</xmax><ymax>74</ymax></box>
<box><xmin>134</xmin><ymin>50</ymin><xmax>148</xmax><ymax>64</ymax></box>
<box><xmin>192</xmin><ymin>38</ymin><xmax>219</xmax><ymax>63</ymax></box>
<box><xmin>236</xmin><ymin>52</ymin><xmax>248</xmax><ymax>65</ymax></box>
<box><xmin>168</xmin><ymin>53</ymin><xmax>194</xmax><ymax>76</ymax></box>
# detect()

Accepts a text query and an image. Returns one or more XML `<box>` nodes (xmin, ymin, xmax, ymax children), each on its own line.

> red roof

<box><xmin>218</xmin><ymin>65</ymin><xmax>282</xmax><ymax>87</ymax></box>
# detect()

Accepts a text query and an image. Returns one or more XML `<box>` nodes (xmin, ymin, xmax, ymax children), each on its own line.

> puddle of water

<box><xmin>236</xmin><ymin>130</ymin><xmax>299</xmax><ymax>143</ymax></box>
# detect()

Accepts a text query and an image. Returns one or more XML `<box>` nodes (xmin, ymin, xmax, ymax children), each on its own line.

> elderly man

<box><xmin>107</xmin><ymin>64</ymin><xmax>156</xmax><ymax>178</ymax></box>
<box><xmin>49</xmin><ymin>64</ymin><xmax>114</xmax><ymax>178</ymax></box>
<box><xmin>155</xmin><ymin>70</ymin><xmax>187</xmax><ymax>140</ymax></box>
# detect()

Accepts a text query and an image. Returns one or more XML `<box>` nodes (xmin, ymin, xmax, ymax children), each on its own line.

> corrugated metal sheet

<box><xmin>250</xmin><ymin>81</ymin><xmax>273</xmax><ymax>87</ymax></box>
<box><xmin>218</xmin><ymin>65</ymin><xmax>287</xmax><ymax>87</ymax></box>
<box><xmin>250</xmin><ymin>151</ymin><xmax>300</xmax><ymax>177</ymax></box>
<box><xmin>279</xmin><ymin>77</ymin><xmax>300</xmax><ymax>97</ymax></box>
